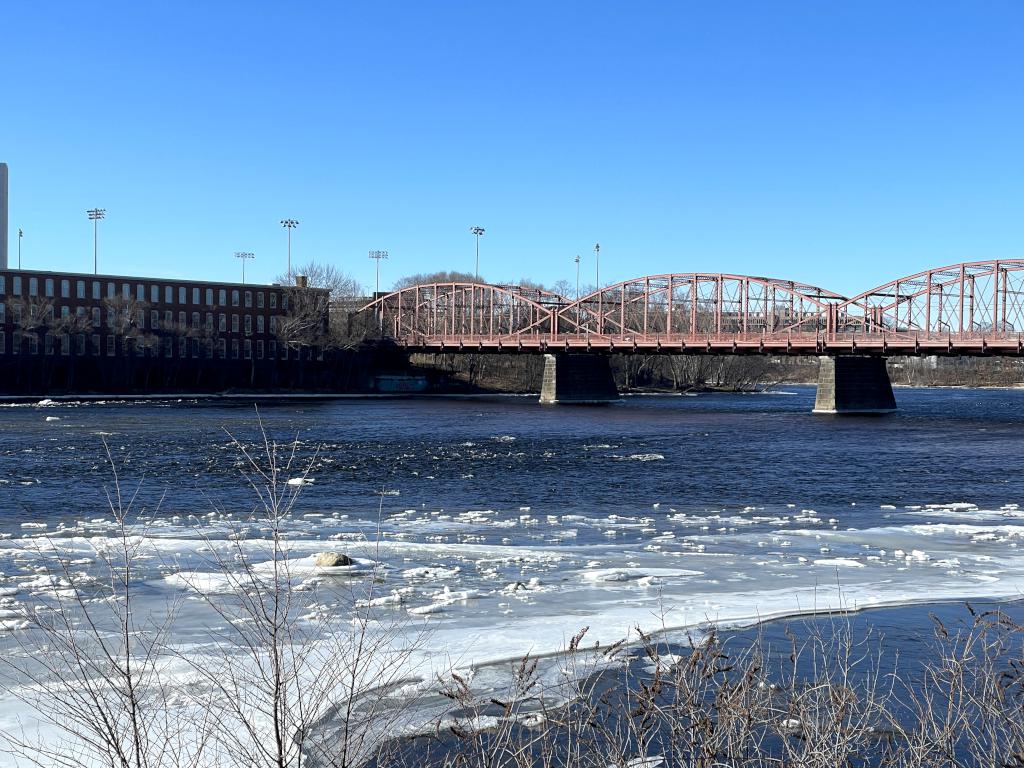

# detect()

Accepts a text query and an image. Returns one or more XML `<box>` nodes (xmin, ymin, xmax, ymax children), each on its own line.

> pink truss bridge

<box><xmin>362</xmin><ymin>260</ymin><xmax>1024</xmax><ymax>357</ymax></box>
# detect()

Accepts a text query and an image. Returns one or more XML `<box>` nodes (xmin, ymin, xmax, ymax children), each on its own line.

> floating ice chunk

<box><xmin>20</xmin><ymin>523</ymin><xmax>47</xmax><ymax>529</ymax></box>
<box><xmin>45</xmin><ymin>416</ymin><xmax>60</xmax><ymax>422</ymax></box>
<box><xmin>286</xmin><ymin>477</ymin><xmax>314</xmax><ymax>486</ymax></box>
<box><xmin>408</xmin><ymin>603</ymin><xmax>445</xmax><ymax>616</ymax></box>
<box><xmin>814</xmin><ymin>558</ymin><xmax>865</xmax><ymax>568</ymax></box>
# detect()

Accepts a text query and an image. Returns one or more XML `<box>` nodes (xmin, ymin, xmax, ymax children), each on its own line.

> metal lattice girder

<box><xmin>552</xmin><ymin>273</ymin><xmax>846</xmax><ymax>337</ymax></box>
<box><xmin>837</xmin><ymin>260</ymin><xmax>1024</xmax><ymax>337</ymax></box>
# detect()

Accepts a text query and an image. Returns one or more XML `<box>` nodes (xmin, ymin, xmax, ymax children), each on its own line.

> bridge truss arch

<box><xmin>554</xmin><ymin>273</ymin><xmax>846</xmax><ymax>337</ymax></box>
<box><xmin>362</xmin><ymin>282</ymin><xmax>561</xmax><ymax>344</ymax></box>
<box><xmin>833</xmin><ymin>260</ymin><xmax>1024</xmax><ymax>346</ymax></box>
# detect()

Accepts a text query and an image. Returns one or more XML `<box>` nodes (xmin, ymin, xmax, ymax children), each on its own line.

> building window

<box><xmin>191</xmin><ymin>312</ymin><xmax>200</xmax><ymax>328</ymax></box>
<box><xmin>44</xmin><ymin>278</ymin><xmax>54</xmax><ymax>297</ymax></box>
<box><xmin>231</xmin><ymin>290</ymin><xmax>239</xmax><ymax>307</ymax></box>
<box><xmin>122</xmin><ymin>283</ymin><xmax>130</xmax><ymax>298</ymax></box>
<box><xmin>257</xmin><ymin>292</ymin><xmax>264</xmax><ymax>309</ymax></box>
<box><xmin>231</xmin><ymin>339</ymin><xmax>239</xmax><ymax>359</ymax></box>
<box><xmin>218</xmin><ymin>289</ymin><xmax>226</xmax><ymax>305</ymax></box>
<box><xmin>178</xmin><ymin>286</ymin><xmax>186</xmax><ymax>304</ymax></box>
<box><xmin>257</xmin><ymin>339</ymin><xmax>264</xmax><ymax>359</ymax></box>
<box><xmin>165</xmin><ymin>310</ymin><xmax>173</xmax><ymax>327</ymax></box>
<box><xmin>219</xmin><ymin>313</ymin><xmax>226</xmax><ymax>332</ymax></box>
<box><xmin>178</xmin><ymin>337</ymin><xmax>186</xmax><ymax>357</ymax></box>
<box><xmin>218</xmin><ymin>339</ymin><xmax>226</xmax><ymax>358</ymax></box>
<box><xmin>29</xmin><ymin>277</ymin><xmax>38</xmax><ymax>297</ymax></box>
<box><xmin>44</xmin><ymin>333</ymin><xmax>54</xmax><ymax>355</ymax></box>
<box><xmin>76</xmin><ymin>334</ymin><xmax>86</xmax><ymax>355</ymax></box>
<box><xmin>178</xmin><ymin>311</ymin><xmax>186</xmax><ymax>327</ymax></box>
<box><xmin>192</xmin><ymin>287</ymin><xmax>200</xmax><ymax>305</ymax></box>
<box><xmin>60</xmin><ymin>279</ymin><xmax>69</xmax><ymax>298</ymax></box>
<box><xmin>191</xmin><ymin>338</ymin><xmax>200</xmax><ymax>358</ymax></box>
<box><xmin>107</xmin><ymin>282</ymin><xmax>115</xmax><ymax>298</ymax></box>
<box><xmin>77</xmin><ymin>280</ymin><xmax>86</xmax><ymax>299</ymax></box>
<box><xmin>0</xmin><ymin>303</ymin><xmax>4</xmax><ymax>324</ymax></box>
<box><xmin>59</xmin><ymin>306</ymin><xmax>68</xmax><ymax>320</ymax></box>
<box><xmin>244</xmin><ymin>315</ymin><xmax>252</xmax><ymax>335</ymax></box>
<box><xmin>107</xmin><ymin>307</ymin><xmax>116</xmax><ymax>327</ymax></box>
<box><xmin>269</xmin><ymin>340</ymin><xmax>276</xmax><ymax>358</ymax></box>
<box><xmin>91</xmin><ymin>334</ymin><xmax>100</xmax><ymax>355</ymax></box>
<box><xmin>205</xmin><ymin>312</ymin><xmax>213</xmax><ymax>331</ymax></box>
<box><xmin>204</xmin><ymin>340</ymin><xmax>213</xmax><ymax>358</ymax></box>
<box><xmin>151</xmin><ymin>310</ymin><xmax>160</xmax><ymax>329</ymax></box>
<box><xmin>12</xmin><ymin>276</ymin><xmax>21</xmax><ymax>296</ymax></box>
<box><xmin>165</xmin><ymin>286</ymin><xmax>173</xmax><ymax>303</ymax></box>
<box><xmin>107</xmin><ymin>336</ymin><xmax>115</xmax><ymax>356</ymax></box>
<box><xmin>0</xmin><ymin>332</ymin><xmax>5</xmax><ymax>354</ymax></box>
<box><xmin>151</xmin><ymin>285</ymin><xmax>159</xmax><ymax>303</ymax></box>
<box><xmin>136</xmin><ymin>309</ymin><xmax>145</xmax><ymax>329</ymax></box>
<box><xmin>257</xmin><ymin>316</ymin><xmax>265</xmax><ymax>334</ymax></box>
<box><xmin>282</xmin><ymin>294</ymin><xmax>289</xmax><ymax>310</ymax></box>
<box><xmin>29</xmin><ymin>334</ymin><xmax>38</xmax><ymax>355</ymax></box>
<box><xmin>76</xmin><ymin>306</ymin><xmax>85</xmax><ymax>320</ymax></box>
<box><xmin>163</xmin><ymin>337</ymin><xmax>173</xmax><ymax>357</ymax></box>
<box><xmin>205</xmin><ymin>288</ymin><xmax>213</xmax><ymax>306</ymax></box>
<box><xmin>244</xmin><ymin>339</ymin><xmax>252</xmax><ymax>359</ymax></box>
<box><xmin>92</xmin><ymin>281</ymin><xmax>101</xmax><ymax>300</ymax></box>
<box><xmin>60</xmin><ymin>334</ymin><xmax>69</xmax><ymax>355</ymax></box>
<box><xmin>270</xmin><ymin>292</ymin><xmax>277</xmax><ymax>309</ymax></box>
<box><xmin>0</xmin><ymin>276</ymin><xmax>5</xmax><ymax>295</ymax></box>
<box><xmin>135</xmin><ymin>284</ymin><xmax>143</xmax><ymax>301</ymax></box>
<box><xmin>244</xmin><ymin>291</ymin><xmax>252</xmax><ymax>308</ymax></box>
<box><xmin>231</xmin><ymin>314</ymin><xmax>239</xmax><ymax>333</ymax></box>
<box><xmin>269</xmin><ymin>316</ymin><xmax>277</xmax><ymax>334</ymax></box>
<box><xmin>93</xmin><ymin>307</ymin><xmax>100</xmax><ymax>327</ymax></box>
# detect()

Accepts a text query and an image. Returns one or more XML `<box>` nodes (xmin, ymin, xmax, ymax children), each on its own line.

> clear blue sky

<box><xmin>2</xmin><ymin>2</ymin><xmax>1021</xmax><ymax>296</ymax></box>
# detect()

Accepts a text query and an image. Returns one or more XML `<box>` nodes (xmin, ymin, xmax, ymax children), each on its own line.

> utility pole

<box><xmin>280</xmin><ymin>219</ymin><xmax>298</xmax><ymax>276</ymax></box>
<box><xmin>87</xmin><ymin>208</ymin><xmax>106</xmax><ymax>274</ymax></box>
<box><xmin>234</xmin><ymin>251</ymin><xmax>255</xmax><ymax>284</ymax></box>
<box><xmin>17</xmin><ymin>228</ymin><xmax>22</xmax><ymax>269</ymax></box>
<box><xmin>594</xmin><ymin>242</ymin><xmax>601</xmax><ymax>289</ymax></box>
<box><xmin>574</xmin><ymin>254</ymin><xmax>581</xmax><ymax>299</ymax></box>
<box><xmin>470</xmin><ymin>226</ymin><xmax>485</xmax><ymax>280</ymax></box>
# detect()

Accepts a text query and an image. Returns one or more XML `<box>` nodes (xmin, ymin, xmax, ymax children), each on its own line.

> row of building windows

<box><xmin>0</xmin><ymin>276</ymin><xmax>284</xmax><ymax>310</ymax></box>
<box><xmin>0</xmin><ymin>303</ymin><xmax>279</xmax><ymax>335</ymax></box>
<box><xmin>0</xmin><ymin>331</ymin><xmax>320</xmax><ymax>361</ymax></box>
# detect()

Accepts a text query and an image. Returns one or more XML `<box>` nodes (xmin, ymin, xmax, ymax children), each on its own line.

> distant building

<box><xmin>0</xmin><ymin>268</ymin><xmax>331</xmax><ymax>394</ymax></box>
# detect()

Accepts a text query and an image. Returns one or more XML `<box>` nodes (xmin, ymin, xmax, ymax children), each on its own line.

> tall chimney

<box><xmin>0</xmin><ymin>163</ymin><xmax>8</xmax><ymax>269</ymax></box>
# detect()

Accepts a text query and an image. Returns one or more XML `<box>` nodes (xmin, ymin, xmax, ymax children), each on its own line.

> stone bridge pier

<box><xmin>813</xmin><ymin>355</ymin><xmax>896</xmax><ymax>414</ymax></box>
<box><xmin>539</xmin><ymin>353</ymin><xmax>620</xmax><ymax>404</ymax></box>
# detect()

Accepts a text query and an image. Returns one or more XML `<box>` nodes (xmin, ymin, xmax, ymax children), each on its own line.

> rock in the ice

<box><xmin>314</xmin><ymin>552</ymin><xmax>354</xmax><ymax>567</ymax></box>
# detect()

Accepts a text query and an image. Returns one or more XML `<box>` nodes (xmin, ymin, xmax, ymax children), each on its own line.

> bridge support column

<box><xmin>539</xmin><ymin>354</ymin><xmax>619</xmax><ymax>404</ymax></box>
<box><xmin>813</xmin><ymin>356</ymin><xmax>896</xmax><ymax>414</ymax></box>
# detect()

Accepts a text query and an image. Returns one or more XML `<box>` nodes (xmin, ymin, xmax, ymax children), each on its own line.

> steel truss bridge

<box><xmin>361</xmin><ymin>260</ymin><xmax>1024</xmax><ymax>356</ymax></box>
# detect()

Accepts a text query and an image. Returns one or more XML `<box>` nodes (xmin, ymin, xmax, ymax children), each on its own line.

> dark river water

<box><xmin>1</xmin><ymin>386</ymin><xmax>1022</xmax><ymax>534</ymax></box>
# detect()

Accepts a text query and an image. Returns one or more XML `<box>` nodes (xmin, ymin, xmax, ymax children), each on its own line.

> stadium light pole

<box><xmin>574</xmin><ymin>254</ymin><xmax>581</xmax><ymax>299</ymax></box>
<box><xmin>17</xmin><ymin>228</ymin><xmax>22</xmax><ymax>269</ymax></box>
<box><xmin>87</xmin><ymin>208</ymin><xmax>106</xmax><ymax>274</ymax></box>
<box><xmin>280</xmin><ymin>218</ymin><xmax>299</xmax><ymax>276</ymax></box>
<box><xmin>470</xmin><ymin>226</ymin><xmax>485</xmax><ymax>280</ymax></box>
<box><xmin>368</xmin><ymin>250</ymin><xmax>389</xmax><ymax>296</ymax></box>
<box><xmin>594</xmin><ymin>242</ymin><xmax>600</xmax><ymax>289</ymax></box>
<box><xmin>234</xmin><ymin>251</ymin><xmax>255</xmax><ymax>284</ymax></box>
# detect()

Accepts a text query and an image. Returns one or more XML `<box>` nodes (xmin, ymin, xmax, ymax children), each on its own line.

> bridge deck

<box><xmin>392</xmin><ymin>332</ymin><xmax>1024</xmax><ymax>356</ymax></box>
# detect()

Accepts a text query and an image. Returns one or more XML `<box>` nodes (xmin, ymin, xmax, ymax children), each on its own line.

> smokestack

<box><xmin>0</xmin><ymin>163</ymin><xmax>7</xmax><ymax>269</ymax></box>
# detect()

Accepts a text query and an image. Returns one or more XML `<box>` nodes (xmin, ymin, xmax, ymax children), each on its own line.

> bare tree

<box><xmin>0</xmin><ymin>443</ymin><xmax>208</xmax><ymax>768</ymax></box>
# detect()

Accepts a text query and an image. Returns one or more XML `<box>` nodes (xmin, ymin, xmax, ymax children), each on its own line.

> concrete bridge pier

<box><xmin>813</xmin><ymin>355</ymin><xmax>896</xmax><ymax>414</ymax></box>
<box><xmin>539</xmin><ymin>353</ymin><xmax>620</xmax><ymax>404</ymax></box>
